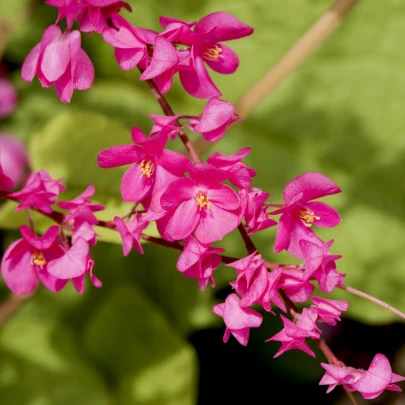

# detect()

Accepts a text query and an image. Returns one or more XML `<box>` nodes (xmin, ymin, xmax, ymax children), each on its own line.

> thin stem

<box><xmin>235</xmin><ymin>0</ymin><xmax>360</xmax><ymax>116</ymax></box>
<box><xmin>339</xmin><ymin>284</ymin><xmax>405</xmax><ymax>321</ymax></box>
<box><xmin>24</xmin><ymin>209</ymin><xmax>35</xmax><ymax>233</ymax></box>
<box><xmin>141</xmin><ymin>73</ymin><xmax>202</xmax><ymax>163</ymax></box>
<box><xmin>237</xmin><ymin>224</ymin><xmax>257</xmax><ymax>254</ymax></box>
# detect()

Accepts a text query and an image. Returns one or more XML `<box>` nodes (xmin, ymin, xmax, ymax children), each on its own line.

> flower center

<box><xmin>31</xmin><ymin>250</ymin><xmax>46</xmax><ymax>268</ymax></box>
<box><xmin>203</xmin><ymin>44</ymin><xmax>223</xmax><ymax>62</ymax></box>
<box><xmin>195</xmin><ymin>192</ymin><xmax>211</xmax><ymax>211</ymax></box>
<box><xmin>298</xmin><ymin>208</ymin><xmax>320</xmax><ymax>227</ymax></box>
<box><xmin>139</xmin><ymin>159</ymin><xmax>155</xmax><ymax>178</ymax></box>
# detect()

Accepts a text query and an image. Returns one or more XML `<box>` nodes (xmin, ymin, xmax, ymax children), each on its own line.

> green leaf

<box><xmin>83</xmin><ymin>284</ymin><xmax>197</xmax><ymax>405</ymax></box>
<box><xmin>0</xmin><ymin>296</ymin><xmax>110</xmax><ymax>405</ymax></box>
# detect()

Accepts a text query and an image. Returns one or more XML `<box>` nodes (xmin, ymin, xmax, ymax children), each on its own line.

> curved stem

<box><xmin>141</xmin><ymin>74</ymin><xmax>202</xmax><ymax>163</ymax></box>
<box><xmin>339</xmin><ymin>284</ymin><xmax>405</xmax><ymax>321</ymax></box>
<box><xmin>235</xmin><ymin>0</ymin><xmax>360</xmax><ymax>116</ymax></box>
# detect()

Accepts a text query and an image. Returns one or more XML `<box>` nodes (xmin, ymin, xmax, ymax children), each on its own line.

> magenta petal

<box><xmin>231</xmin><ymin>328</ymin><xmax>250</xmax><ymax>346</ymax></box>
<box><xmin>157</xmin><ymin>199</ymin><xmax>199</xmax><ymax>241</ymax></box>
<box><xmin>21</xmin><ymin>43</ymin><xmax>41</xmax><ymax>82</ymax></box>
<box><xmin>205</xmin><ymin>43</ymin><xmax>239</xmax><ymax>74</ymax></box>
<box><xmin>55</xmin><ymin>67</ymin><xmax>74</xmax><ymax>103</ymax></box>
<box><xmin>98</xmin><ymin>144</ymin><xmax>142</xmax><ymax>168</ymax></box>
<box><xmin>283</xmin><ymin>172</ymin><xmax>341</xmax><ymax>205</ymax></box>
<box><xmin>114</xmin><ymin>216</ymin><xmax>134</xmax><ymax>256</ymax></box>
<box><xmin>194</xmin><ymin>12</ymin><xmax>253</xmax><ymax>42</ymax></box>
<box><xmin>41</xmin><ymin>38</ymin><xmax>71</xmax><ymax>82</ymax></box>
<box><xmin>179</xmin><ymin>56</ymin><xmax>221</xmax><ymax>99</ymax></box>
<box><xmin>140</xmin><ymin>36</ymin><xmax>178</xmax><ymax>80</ymax></box>
<box><xmin>47</xmin><ymin>238</ymin><xmax>89</xmax><ymax>279</ymax></box>
<box><xmin>115</xmin><ymin>48</ymin><xmax>145</xmax><ymax>70</ymax></box>
<box><xmin>300</xmin><ymin>239</ymin><xmax>324</xmax><ymax>277</ymax></box>
<box><xmin>73</xmin><ymin>48</ymin><xmax>94</xmax><ymax>90</ymax></box>
<box><xmin>273</xmin><ymin>213</ymin><xmax>293</xmax><ymax>253</ymax></box>
<box><xmin>208</xmin><ymin>184</ymin><xmax>239</xmax><ymax>210</ymax></box>
<box><xmin>160</xmin><ymin>177</ymin><xmax>196</xmax><ymax>210</ymax></box>
<box><xmin>20</xmin><ymin>225</ymin><xmax>59</xmax><ymax>251</ymax></box>
<box><xmin>36</xmin><ymin>266</ymin><xmax>67</xmax><ymax>292</ymax></box>
<box><xmin>194</xmin><ymin>97</ymin><xmax>235</xmax><ymax>132</ymax></box>
<box><xmin>194</xmin><ymin>204</ymin><xmax>239</xmax><ymax>244</ymax></box>
<box><xmin>305</xmin><ymin>202</ymin><xmax>341</xmax><ymax>228</ymax></box>
<box><xmin>121</xmin><ymin>163</ymin><xmax>152</xmax><ymax>203</ymax></box>
<box><xmin>1</xmin><ymin>240</ymin><xmax>38</xmax><ymax>295</ymax></box>
<box><xmin>354</xmin><ymin>354</ymin><xmax>393</xmax><ymax>399</ymax></box>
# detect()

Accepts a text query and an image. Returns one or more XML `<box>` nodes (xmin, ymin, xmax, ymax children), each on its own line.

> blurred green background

<box><xmin>0</xmin><ymin>0</ymin><xmax>405</xmax><ymax>404</ymax></box>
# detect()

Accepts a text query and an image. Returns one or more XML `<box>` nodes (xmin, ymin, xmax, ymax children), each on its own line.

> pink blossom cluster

<box><xmin>8</xmin><ymin>1</ymin><xmax>405</xmax><ymax>401</ymax></box>
<box><xmin>2</xmin><ymin>172</ymin><xmax>103</xmax><ymax>294</ymax></box>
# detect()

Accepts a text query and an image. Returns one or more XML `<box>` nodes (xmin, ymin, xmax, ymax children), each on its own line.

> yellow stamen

<box><xmin>298</xmin><ymin>208</ymin><xmax>320</xmax><ymax>227</ymax></box>
<box><xmin>139</xmin><ymin>160</ymin><xmax>154</xmax><ymax>178</ymax></box>
<box><xmin>195</xmin><ymin>192</ymin><xmax>211</xmax><ymax>211</ymax></box>
<box><xmin>31</xmin><ymin>251</ymin><xmax>46</xmax><ymax>268</ymax></box>
<box><xmin>203</xmin><ymin>45</ymin><xmax>223</xmax><ymax>62</ymax></box>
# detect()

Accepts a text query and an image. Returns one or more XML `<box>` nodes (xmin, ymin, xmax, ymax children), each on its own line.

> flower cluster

<box><xmin>0</xmin><ymin>1</ymin><xmax>402</xmax><ymax>402</ymax></box>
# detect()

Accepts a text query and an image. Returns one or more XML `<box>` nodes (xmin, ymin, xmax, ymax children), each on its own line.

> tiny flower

<box><xmin>178</xmin><ymin>12</ymin><xmax>254</xmax><ymax>98</ymax></box>
<box><xmin>157</xmin><ymin>163</ymin><xmax>240</xmax><ymax>244</ymax></box>
<box><xmin>320</xmin><ymin>354</ymin><xmax>405</xmax><ymax>399</ymax></box>
<box><xmin>176</xmin><ymin>235</ymin><xmax>224</xmax><ymax>290</ymax></box>
<box><xmin>148</xmin><ymin>114</ymin><xmax>182</xmax><ymax>140</ymax></box>
<box><xmin>207</xmin><ymin>147</ymin><xmax>256</xmax><ymax>189</ymax></box>
<box><xmin>213</xmin><ymin>293</ymin><xmax>263</xmax><ymax>346</ymax></box>
<box><xmin>188</xmin><ymin>98</ymin><xmax>241</xmax><ymax>142</ymax></box>
<box><xmin>9</xmin><ymin>170</ymin><xmax>66</xmax><ymax>214</ymax></box>
<box><xmin>1</xmin><ymin>225</ymin><xmax>67</xmax><ymax>295</ymax></box>
<box><xmin>311</xmin><ymin>296</ymin><xmax>348</xmax><ymax>326</ymax></box>
<box><xmin>103</xmin><ymin>14</ymin><xmax>157</xmax><ymax>71</ymax></box>
<box><xmin>114</xmin><ymin>214</ymin><xmax>149</xmax><ymax>256</ymax></box>
<box><xmin>21</xmin><ymin>25</ymin><xmax>94</xmax><ymax>103</ymax></box>
<box><xmin>98</xmin><ymin>128</ymin><xmax>190</xmax><ymax>214</ymax></box>
<box><xmin>71</xmin><ymin>258</ymin><xmax>102</xmax><ymax>294</ymax></box>
<box><xmin>270</xmin><ymin>172</ymin><xmax>341</xmax><ymax>259</ymax></box>
<box><xmin>278</xmin><ymin>269</ymin><xmax>315</xmax><ymax>303</ymax></box>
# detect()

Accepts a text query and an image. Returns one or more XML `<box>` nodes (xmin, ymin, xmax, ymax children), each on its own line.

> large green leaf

<box><xmin>0</xmin><ymin>296</ymin><xmax>110</xmax><ymax>405</ymax></box>
<box><xmin>83</xmin><ymin>284</ymin><xmax>197</xmax><ymax>405</ymax></box>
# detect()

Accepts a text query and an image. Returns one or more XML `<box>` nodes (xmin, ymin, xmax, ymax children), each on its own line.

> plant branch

<box><xmin>339</xmin><ymin>284</ymin><xmax>405</xmax><ymax>321</ymax></box>
<box><xmin>0</xmin><ymin>291</ymin><xmax>37</xmax><ymax>328</ymax></box>
<box><xmin>235</xmin><ymin>0</ymin><xmax>360</xmax><ymax>116</ymax></box>
<box><xmin>140</xmin><ymin>72</ymin><xmax>202</xmax><ymax>163</ymax></box>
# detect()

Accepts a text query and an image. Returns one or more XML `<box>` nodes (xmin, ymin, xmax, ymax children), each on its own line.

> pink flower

<box><xmin>176</xmin><ymin>235</ymin><xmax>224</xmax><ymax>290</ymax></box>
<box><xmin>270</xmin><ymin>172</ymin><xmax>341</xmax><ymax>259</ymax></box>
<box><xmin>320</xmin><ymin>354</ymin><xmax>405</xmax><ymax>399</ymax></box>
<box><xmin>70</xmin><ymin>258</ymin><xmax>102</xmax><ymax>294</ymax></box>
<box><xmin>9</xmin><ymin>170</ymin><xmax>66</xmax><ymax>214</ymax></box>
<box><xmin>278</xmin><ymin>269</ymin><xmax>315</xmax><ymax>303</ymax></box>
<box><xmin>46</xmin><ymin>0</ymin><xmax>131</xmax><ymax>33</ymax></box>
<box><xmin>188</xmin><ymin>98</ymin><xmax>241</xmax><ymax>142</ymax></box>
<box><xmin>0</xmin><ymin>133</ymin><xmax>29</xmax><ymax>187</ymax></box>
<box><xmin>266</xmin><ymin>309</ymin><xmax>321</xmax><ymax>358</ymax></box>
<box><xmin>139</xmin><ymin>36</ymin><xmax>192</xmax><ymax>94</ymax></box>
<box><xmin>207</xmin><ymin>147</ymin><xmax>256</xmax><ymax>189</ymax></box>
<box><xmin>157</xmin><ymin>163</ymin><xmax>240</xmax><ymax>244</ymax></box>
<box><xmin>0</xmin><ymin>78</ymin><xmax>17</xmax><ymax>119</ymax></box>
<box><xmin>311</xmin><ymin>296</ymin><xmax>348</xmax><ymax>326</ymax></box>
<box><xmin>178</xmin><ymin>12</ymin><xmax>253</xmax><ymax>98</ymax></box>
<box><xmin>21</xmin><ymin>25</ymin><xmax>94</xmax><ymax>103</ymax></box>
<box><xmin>243</xmin><ymin>188</ymin><xmax>277</xmax><ymax>235</ymax></box>
<box><xmin>213</xmin><ymin>293</ymin><xmax>263</xmax><ymax>346</ymax></box>
<box><xmin>103</xmin><ymin>14</ymin><xmax>157</xmax><ymax>70</ymax></box>
<box><xmin>98</xmin><ymin>128</ymin><xmax>190</xmax><ymax>212</ymax></box>
<box><xmin>1</xmin><ymin>225</ymin><xmax>67</xmax><ymax>295</ymax></box>
<box><xmin>114</xmin><ymin>214</ymin><xmax>149</xmax><ymax>256</ymax></box>
<box><xmin>300</xmin><ymin>239</ymin><xmax>345</xmax><ymax>293</ymax></box>
<box><xmin>148</xmin><ymin>114</ymin><xmax>182</xmax><ymax>140</ymax></box>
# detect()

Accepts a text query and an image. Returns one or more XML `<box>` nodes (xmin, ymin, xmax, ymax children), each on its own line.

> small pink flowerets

<box><xmin>21</xmin><ymin>25</ymin><xmax>95</xmax><ymax>103</ymax></box>
<box><xmin>213</xmin><ymin>293</ymin><xmax>263</xmax><ymax>346</ymax></box>
<box><xmin>176</xmin><ymin>235</ymin><xmax>224</xmax><ymax>291</ymax></box>
<box><xmin>189</xmin><ymin>98</ymin><xmax>241</xmax><ymax>142</ymax></box>
<box><xmin>9</xmin><ymin>170</ymin><xmax>66</xmax><ymax>214</ymax></box>
<box><xmin>320</xmin><ymin>354</ymin><xmax>405</xmax><ymax>400</ymax></box>
<box><xmin>270</xmin><ymin>172</ymin><xmax>342</xmax><ymax>259</ymax></box>
<box><xmin>157</xmin><ymin>163</ymin><xmax>241</xmax><ymax>245</ymax></box>
<box><xmin>46</xmin><ymin>0</ymin><xmax>131</xmax><ymax>33</ymax></box>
